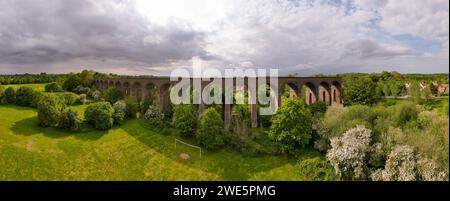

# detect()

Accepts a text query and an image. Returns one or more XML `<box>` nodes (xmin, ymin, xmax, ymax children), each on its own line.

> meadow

<box><xmin>1</xmin><ymin>83</ymin><xmax>46</xmax><ymax>92</ymax></box>
<box><xmin>0</xmin><ymin>103</ymin><xmax>321</xmax><ymax>180</ymax></box>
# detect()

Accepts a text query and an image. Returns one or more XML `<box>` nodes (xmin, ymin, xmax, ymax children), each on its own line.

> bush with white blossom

<box><xmin>112</xmin><ymin>100</ymin><xmax>127</xmax><ymax>125</ymax></box>
<box><xmin>144</xmin><ymin>105</ymin><xmax>164</xmax><ymax>127</ymax></box>
<box><xmin>372</xmin><ymin>145</ymin><xmax>448</xmax><ymax>181</ymax></box>
<box><xmin>326</xmin><ymin>125</ymin><xmax>372</xmax><ymax>180</ymax></box>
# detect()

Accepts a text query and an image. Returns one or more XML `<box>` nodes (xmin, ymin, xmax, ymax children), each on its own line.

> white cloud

<box><xmin>354</xmin><ymin>0</ymin><xmax>449</xmax><ymax>42</ymax></box>
<box><xmin>0</xmin><ymin>0</ymin><xmax>448</xmax><ymax>74</ymax></box>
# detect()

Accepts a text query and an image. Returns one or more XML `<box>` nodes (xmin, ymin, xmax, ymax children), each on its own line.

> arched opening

<box><xmin>123</xmin><ymin>82</ymin><xmax>130</xmax><ymax>96</ymax></box>
<box><xmin>304</xmin><ymin>82</ymin><xmax>317</xmax><ymax>105</ymax></box>
<box><xmin>132</xmin><ymin>82</ymin><xmax>143</xmax><ymax>100</ymax></box>
<box><xmin>333</xmin><ymin>90</ymin><xmax>336</xmax><ymax>102</ymax></box>
<box><xmin>144</xmin><ymin>82</ymin><xmax>157</xmax><ymax>101</ymax></box>
<box><xmin>256</xmin><ymin>83</ymin><xmax>278</xmax><ymax>127</ymax></box>
<box><xmin>114</xmin><ymin>81</ymin><xmax>122</xmax><ymax>92</ymax></box>
<box><xmin>280</xmin><ymin>82</ymin><xmax>299</xmax><ymax>99</ymax></box>
<box><xmin>331</xmin><ymin>81</ymin><xmax>342</xmax><ymax>105</ymax></box>
<box><xmin>319</xmin><ymin>81</ymin><xmax>331</xmax><ymax>105</ymax></box>
<box><xmin>158</xmin><ymin>83</ymin><xmax>174</xmax><ymax>118</ymax></box>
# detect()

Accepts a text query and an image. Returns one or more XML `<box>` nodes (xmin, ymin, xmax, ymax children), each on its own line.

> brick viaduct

<box><xmin>95</xmin><ymin>76</ymin><xmax>343</xmax><ymax>128</ymax></box>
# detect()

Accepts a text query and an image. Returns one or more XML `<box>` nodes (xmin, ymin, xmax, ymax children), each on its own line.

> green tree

<box><xmin>268</xmin><ymin>97</ymin><xmax>313</xmax><ymax>153</ymax></box>
<box><xmin>29</xmin><ymin>91</ymin><xmax>43</xmax><ymax>108</ymax></box>
<box><xmin>172</xmin><ymin>104</ymin><xmax>196</xmax><ymax>136</ymax></box>
<box><xmin>84</xmin><ymin>102</ymin><xmax>114</xmax><ymax>130</ymax></box>
<box><xmin>196</xmin><ymin>108</ymin><xmax>224</xmax><ymax>149</ymax></box>
<box><xmin>37</xmin><ymin>94</ymin><xmax>66</xmax><ymax>128</ymax></box>
<box><xmin>2</xmin><ymin>87</ymin><xmax>16</xmax><ymax>104</ymax></box>
<box><xmin>80</xmin><ymin>70</ymin><xmax>94</xmax><ymax>87</ymax></box>
<box><xmin>58</xmin><ymin>109</ymin><xmax>81</xmax><ymax>131</ymax></box>
<box><xmin>408</xmin><ymin>81</ymin><xmax>421</xmax><ymax>102</ymax></box>
<box><xmin>104</xmin><ymin>87</ymin><xmax>123</xmax><ymax>104</ymax></box>
<box><xmin>62</xmin><ymin>74</ymin><xmax>82</xmax><ymax>92</ymax></box>
<box><xmin>379</xmin><ymin>81</ymin><xmax>391</xmax><ymax>96</ymax></box>
<box><xmin>15</xmin><ymin>87</ymin><xmax>35</xmax><ymax>106</ymax></box>
<box><xmin>344</xmin><ymin>77</ymin><xmax>379</xmax><ymax>105</ymax></box>
<box><xmin>421</xmin><ymin>86</ymin><xmax>433</xmax><ymax>101</ymax></box>
<box><xmin>124</xmin><ymin>96</ymin><xmax>139</xmax><ymax>118</ymax></box>
<box><xmin>45</xmin><ymin>82</ymin><xmax>63</xmax><ymax>92</ymax></box>
<box><xmin>390</xmin><ymin>81</ymin><xmax>404</xmax><ymax>98</ymax></box>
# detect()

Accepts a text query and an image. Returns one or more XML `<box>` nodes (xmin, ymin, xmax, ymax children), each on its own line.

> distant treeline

<box><xmin>337</xmin><ymin>71</ymin><xmax>449</xmax><ymax>83</ymax></box>
<box><xmin>1</xmin><ymin>70</ymin><xmax>448</xmax><ymax>85</ymax></box>
<box><xmin>0</xmin><ymin>71</ymin><xmax>113</xmax><ymax>85</ymax></box>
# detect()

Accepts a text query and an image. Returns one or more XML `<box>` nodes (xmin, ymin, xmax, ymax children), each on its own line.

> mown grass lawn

<box><xmin>0</xmin><ymin>104</ymin><xmax>321</xmax><ymax>181</ymax></box>
<box><xmin>1</xmin><ymin>83</ymin><xmax>47</xmax><ymax>92</ymax></box>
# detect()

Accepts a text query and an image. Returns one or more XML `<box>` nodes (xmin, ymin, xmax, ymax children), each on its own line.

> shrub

<box><xmin>196</xmin><ymin>108</ymin><xmax>224</xmax><ymax>149</ymax></box>
<box><xmin>258</xmin><ymin>114</ymin><xmax>272</xmax><ymax>128</ymax></box>
<box><xmin>104</xmin><ymin>87</ymin><xmax>123</xmax><ymax>104</ymax></box>
<box><xmin>373</xmin><ymin>145</ymin><xmax>448</xmax><ymax>181</ymax></box>
<box><xmin>37</xmin><ymin>93</ymin><xmax>66</xmax><ymax>128</ymax></box>
<box><xmin>2</xmin><ymin>87</ymin><xmax>16</xmax><ymax>104</ymax></box>
<box><xmin>29</xmin><ymin>91</ymin><xmax>43</xmax><ymax>108</ymax></box>
<box><xmin>392</xmin><ymin>102</ymin><xmax>418</xmax><ymax>127</ymax></box>
<box><xmin>297</xmin><ymin>157</ymin><xmax>340</xmax><ymax>181</ymax></box>
<box><xmin>78</xmin><ymin>94</ymin><xmax>87</xmax><ymax>104</ymax></box>
<box><xmin>227</xmin><ymin>104</ymin><xmax>250</xmax><ymax>148</ymax></box>
<box><xmin>172</xmin><ymin>104</ymin><xmax>196</xmax><ymax>136</ymax></box>
<box><xmin>84</xmin><ymin>102</ymin><xmax>114</xmax><ymax>130</ymax></box>
<box><xmin>268</xmin><ymin>97</ymin><xmax>313</xmax><ymax>153</ymax></box>
<box><xmin>58</xmin><ymin>109</ymin><xmax>81</xmax><ymax>131</ymax></box>
<box><xmin>381</xmin><ymin>99</ymin><xmax>397</xmax><ymax>107</ymax></box>
<box><xmin>388</xmin><ymin>111</ymin><xmax>449</xmax><ymax>174</ymax></box>
<box><xmin>368</xmin><ymin>142</ymin><xmax>387</xmax><ymax>169</ymax></box>
<box><xmin>57</xmin><ymin>92</ymin><xmax>79</xmax><ymax>106</ymax></box>
<box><xmin>89</xmin><ymin>90</ymin><xmax>102</xmax><ymax>101</ymax></box>
<box><xmin>316</xmin><ymin>104</ymin><xmax>389</xmax><ymax>143</ymax></box>
<box><xmin>381</xmin><ymin>145</ymin><xmax>417</xmax><ymax>181</ymax></box>
<box><xmin>44</xmin><ymin>82</ymin><xmax>63</xmax><ymax>92</ymax></box>
<box><xmin>309</xmin><ymin>101</ymin><xmax>328</xmax><ymax>116</ymax></box>
<box><xmin>15</xmin><ymin>87</ymin><xmax>35</xmax><ymax>106</ymax></box>
<box><xmin>326</xmin><ymin>125</ymin><xmax>372</xmax><ymax>180</ymax></box>
<box><xmin>124</xmin><ymin>97</ymin><xmax>139</xmax><ymax>118</ymax></box>
<box><xmin>140</xmin><ymin>97</ymin><xmax>153</xmax><ymax>114</ymax></box>
<box><xmin>73</xmin><ymin>85</ymin><xmax>90</xmax><ymax>94</ymax></box>
<box><xmin>112</xmin><ymin>100</ymin><xmax>127</xmax><ymax>125</ymax></box>
<box><xmin>417</xmin><ymin>157</ymin><xmax>448</xmax><ymax>181</ymax></box>
<box><xmin>144</xmin><ymin>105</ymin><xmax>165</xmax><ymax>128</ymax></box>
<box><xmin>163</xmin><ymin>104</ymin><xmax>174</xmax><ymax>120</ymax></box>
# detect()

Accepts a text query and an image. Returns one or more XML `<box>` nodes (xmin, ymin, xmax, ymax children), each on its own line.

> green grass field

<box><xmin>0</xmin><ymin>104</ymin><xmax>321</xmax><ymax>181</ymax></box>
<box><xmin>1</xmin><ymin>83</ymin><xmax>47</xmax><ymax>92</ymax></box>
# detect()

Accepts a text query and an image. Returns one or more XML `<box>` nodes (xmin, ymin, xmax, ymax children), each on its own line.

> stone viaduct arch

<box><xmin>95</xmin><ymin>76</ymin><xmax>343</xmax><ymax>128</ymax></box>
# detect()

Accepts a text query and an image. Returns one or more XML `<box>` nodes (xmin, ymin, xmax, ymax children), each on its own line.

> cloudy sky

<box><xmin>0</xmin><ymin>0</ymin><xmax>448</xmax><ymax>75</ymax></box>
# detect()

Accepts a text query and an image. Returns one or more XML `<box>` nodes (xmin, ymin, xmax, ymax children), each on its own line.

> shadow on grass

<box><xmin>11</xmin><ymin>116</ymin><xmax>107</xmax><ymax>141</ymax></box>
<box><xmin>122</xmin><ymin>118</ymin><xmax>299</xmax><ymax>180</ymax></box>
